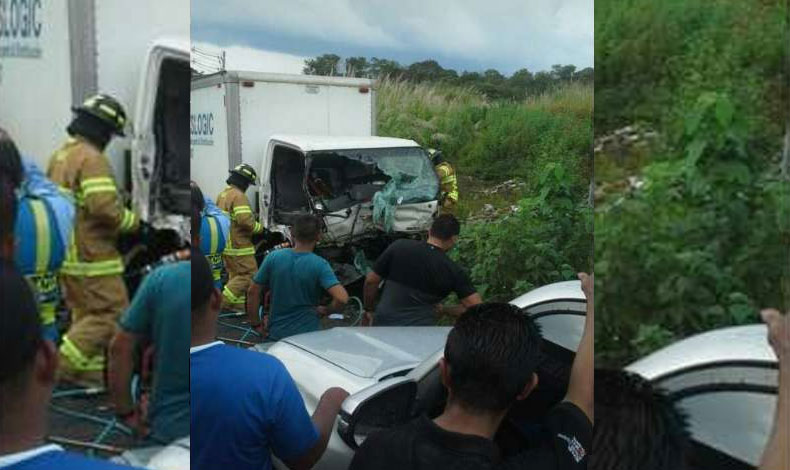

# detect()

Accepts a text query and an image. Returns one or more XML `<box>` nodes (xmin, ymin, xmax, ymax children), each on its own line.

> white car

<box><xmin>258</xmin><ymin>280</ymin><xmax>587</xmax><ymax>470</ymax></box>
<box><xmin>627</xmin><ymin>325</ymin><xmax>778</xmax><ymax>470</ymax></box>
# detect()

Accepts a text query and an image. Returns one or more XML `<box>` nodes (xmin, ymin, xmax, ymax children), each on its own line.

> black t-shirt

<box><xmin>372</xmin><ymin>239</ymin><xmax>476</xmax><ymax>326</ymax></box>
<box><xmin>348</xmin><ymin>402</ymin><xmax>591</xmax><ymax>470</ymax></box>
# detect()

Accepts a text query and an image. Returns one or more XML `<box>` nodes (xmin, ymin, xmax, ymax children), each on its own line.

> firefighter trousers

<box><xmin>222</xmin><ymin>254</ymin><xmax>258</xmax><ymax>311</ymax></box>
<box><xmin>59</xmin><ymin>273</ymin><xmax>129</xmax><ymax>386</ymax></box>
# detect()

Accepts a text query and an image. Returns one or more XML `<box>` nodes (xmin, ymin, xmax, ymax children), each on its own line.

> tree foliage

<box><xmin>303</xmin><ymin>53</ymin><xmax>593</xmax><ymax>101</ymax></box>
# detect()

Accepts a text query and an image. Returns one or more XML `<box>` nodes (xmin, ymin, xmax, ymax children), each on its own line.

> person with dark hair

<box><xmin>0</xmin><ymin>172</ymin><xmax>18</xmax><ymax>261</ymax></box>
<box><xmin>216</xmin><ymin>163</ymin><xmax>265</xmax><ymax>311</ymax></box>
<box><xmin>191</xmin><ymin>251</ymin><xmax>350</xmax><ymax>470</ymax></box>
<box><xmin>363</xmin><ymin>213</ymin><xmax>481</xmax><ymax>326</ymax></box>
<box><xmin>107</xmin><ymin>251</ymin><xmax>191</xmax><ymax>442</ymax></box>
<box><xmin>589</xmin><ymin>369</ymin><xmax>689</xmax><ymax>470</ymax></box>
<box><xmin>246</xmin><ymin>214</ymin><xmax>349</xmax><ymax>340</ymax></box>
<box><xmin>46</xmin><ymin>94</ymin><xmax>142</xmax><ymax>387</ymax></box>
<box><xmin>1</xmin><ymin>128</ymin><xmax>74</xmax><ymax>343</ymax></box>
<box><xmin>351</xmin><ymin>275</ymin><xmax>593</xmax><ymax>469</ymax></box>
<box><xmin>0</xmin><ymin>260</ymin><xmax>142</xmax><ymax>469</ymax></box>
<box><xmin>193</xmin><ymin>181</ymin><xmax>230</xmax><ymax>289</ymax></box>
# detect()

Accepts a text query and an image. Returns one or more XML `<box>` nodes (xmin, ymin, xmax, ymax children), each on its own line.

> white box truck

<box><xmin>0</xmin><ymin>0</ymin><xmax>190</xmax><ymax>236</ymax></box>
<box><xmin>191</xmin><ymin>72</ymin><xmax>440</xmax><ymax>287</ymax></box>
<box><xmin>190</xmin><ymin>71</ymin><xmax>377</xmax><ymax>204</ymax></box>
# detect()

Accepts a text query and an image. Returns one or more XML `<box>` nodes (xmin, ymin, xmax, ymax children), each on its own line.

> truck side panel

<box><xmin>0</xmin><ymin>0</ymin><xmax>74</xmax><ymax>168</ymax></box>
<box><xmin>190</xmin><ymin>84</ymin><xmax>230</xmax><ymax>201</ymax></box>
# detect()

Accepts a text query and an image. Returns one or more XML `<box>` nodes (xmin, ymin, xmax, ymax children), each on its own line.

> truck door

<box><xmin>131</xmin><ymin>42</ymin><xmax>190</xmax><ymax>221</ymax></box>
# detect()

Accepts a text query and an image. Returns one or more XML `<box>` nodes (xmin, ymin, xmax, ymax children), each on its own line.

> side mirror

<box><xmin>337</xmin><ymin>377</ymin><xmax>417</xmax><ymax>450</ymax></box>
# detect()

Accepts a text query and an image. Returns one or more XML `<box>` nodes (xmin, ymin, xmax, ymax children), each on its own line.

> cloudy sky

<box><xmin>191</xmin><ymin>0</ymin><xmax>593</xmax><ymax>76</ymax></box>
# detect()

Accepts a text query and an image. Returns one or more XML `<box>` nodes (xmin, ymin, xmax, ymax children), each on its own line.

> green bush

<box><xmin>595</xmin><ymin>92</ymin><xmax>789</xmax><ymax>366</ymax></box>
<box><xmin>453</xmin><ymin>163</ymin><xmax>592</xmax><ymax>301</ymax></box>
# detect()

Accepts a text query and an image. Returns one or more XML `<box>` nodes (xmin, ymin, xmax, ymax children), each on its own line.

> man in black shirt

<box><xmin>349</xmin><ymin>273</ymin><xmax>594</xmax><ymax>470</ymax></box>
<box><xmin>363</xmin><ymin>214</ymin><xmax>481</xmax><ymax>325</ymax></box>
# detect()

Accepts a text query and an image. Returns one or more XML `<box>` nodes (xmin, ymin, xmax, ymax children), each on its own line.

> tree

<box><xmin>574</xmin><ymin>67</ymin><xmax>594</xmax><ymax>84</ymax></box>
<box><xmin>344</xmin><ymin>56</ymin><xmax>369</xmax><ymax>77</ymax></box>
<box><xmin>405</xmin><ymin>60</ymin><xmax>455</xmax><ymax>82</ymax></box>
<box><xmin>550</xmin><ymin>64</ymin><xmax>576</xmax><ymax>82</ymax></box>
<box><xmin>369</xmin><ymin>57</ymin><xmax>402</xmax><ymax>79</ymax></box>
<box><xmin>303</xmin><ymin>54</ymin><xmax>341</xmax><ymax>76</ymax></box>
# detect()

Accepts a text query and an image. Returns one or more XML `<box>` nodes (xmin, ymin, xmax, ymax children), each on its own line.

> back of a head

<box><xmin>0</xmin><ymin>127</ymin><xmax>23</xmax><ymax>188</ymax></box>
<box><xmin>191</xmin><ymin>181</ymin><xmax>205</xmax><ymax>246</ymax></box>
<box><xmin>292</xmin><ymin>214</ymin><xmax>322</xmax><ymax>243</ymax></box>
<box><xmin>0</xmin><ymin>260</ymin><xmax>41</xmax><ymax>391</ymax></box>
<box><xmin>591</xmin><ymin>369</ymin><xmax>689</xmax><ymax>470</ymax></box>
<box><xmin>429</xmin><ymin>214</ymin><xmax>460</xmax><ymax>241</ymax></box>
<box><xmin>191</xmin><ymin>250</ymin><xmax>215</xmax><ymax>319</ymax></box>
<box><xmin>0</xmin><ymin>172</ymin><xmax>18</xmax><ymax>259</ymax></box>
<box><xmin>444</xmin><ymin>303</ymin><xmax>541</xmax><ymax>412</ymax></box>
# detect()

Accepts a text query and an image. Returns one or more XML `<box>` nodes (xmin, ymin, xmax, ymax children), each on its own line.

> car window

<box><xmin>677</xmin><ymin>390</ymin><xmax>775</xmax><ymax>467</ymax></box>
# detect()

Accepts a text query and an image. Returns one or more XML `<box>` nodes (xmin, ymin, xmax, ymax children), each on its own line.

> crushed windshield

<box><xmin>306</xmin><ymin>147</ymin><xmax>439</xmax><ymax>224</ymax></box>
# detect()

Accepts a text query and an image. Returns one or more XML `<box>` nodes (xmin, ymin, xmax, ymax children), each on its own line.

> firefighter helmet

<box><xmin>72</xmin><ymin>94</ymin><xmax>127</xmax><ymax>136</ymax></box>
<box><xmin>231</xmin><ymin>163</ymin><xmax>258</xmax><ymax>185</ymax></box>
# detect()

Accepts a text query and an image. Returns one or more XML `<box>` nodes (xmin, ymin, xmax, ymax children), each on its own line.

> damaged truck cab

<box><xmin>259</xmin><ymin>135</ymin><xmax>440</xmax><ymax>284</ymax></box>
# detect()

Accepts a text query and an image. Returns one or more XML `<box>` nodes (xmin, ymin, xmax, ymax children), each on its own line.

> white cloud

<box><xmin>192</xmin><ymin>42</ymin><xmax>307</xmax><ymax>74</ymax></box>
<box><xmin>192</xmin><ymin>0</ymin><xmax>593</xmax><ymax>72</ymax></box>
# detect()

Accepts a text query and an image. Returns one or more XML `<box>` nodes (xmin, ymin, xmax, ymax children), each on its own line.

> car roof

<box><xmin>626</xmin><ymin>324</ymin><xmax>776</xmax><ymax>381</ymax></box>
<box><xmin>509</xmin><ymin>280</ymin><xmax>584</xmax><ymax>309</ymax></box>
<box><xmin>269</xmin><ymin>134</ymin><xmax>421</xmax><ymax>152</ymax></box>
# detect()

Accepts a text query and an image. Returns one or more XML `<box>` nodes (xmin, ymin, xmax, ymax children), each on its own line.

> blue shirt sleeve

<box><xmin>252</xmin><ymin>253</ymin><xmax>272</xmax><ymax>287</ymax></box>
<box><xmin>120</xmin><ymin>269</ymin><xmax>160</xmax><ymax>335</ymax></box>
<box><xmin>318</xmin><ymin>258</ymin><xmax>340</xmax><ymax>290</ymax></box>
<box><xmin>268</xmin><ymin>359</ymin><xmax>320</xmax><ymax>462</ymax></box>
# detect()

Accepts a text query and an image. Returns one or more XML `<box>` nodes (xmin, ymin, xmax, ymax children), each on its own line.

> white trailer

<box><xmin>190</xmin><ymin>71</ymin><xmax>377</xmax><ymax>205</ymax></box>
<box><xmin>0</xmin><ymin>0</ymin><xmax>190</xmax><ymax>231</ymax></box>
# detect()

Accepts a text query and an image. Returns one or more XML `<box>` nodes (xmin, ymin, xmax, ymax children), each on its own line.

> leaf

<box><xmin>714</xmin><ymin>98</ymin><xmax>734</xmax><ymax>128</ymax></box>
<box><xmin>685</xmin><ymin>138</ymin><xmax>707</xmax><ymax>165</ymax></box>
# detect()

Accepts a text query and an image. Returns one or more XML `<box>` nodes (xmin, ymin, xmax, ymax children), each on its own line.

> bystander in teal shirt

<box><xmin>252</xmin><ymin>249</ymin><xmax>340</xmax><ymax>341</ymax></box>
<box><xmin>120</xmin><ymin>261</ymin><xmax>191</xmax><ymax>443</ymax></box>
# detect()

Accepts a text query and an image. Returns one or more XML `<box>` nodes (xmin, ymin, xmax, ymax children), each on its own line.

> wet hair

<box><xmin>191</xmin><ymin>250</ymin><xmax>215</xmax><ymax>315</ymax></box>
<box><xmin>0</xmin><ymin>127</ymin><xmax>23</xmax><ymax>188</ymax></box>
<box><xmin>429</xmin><ymin>214</ymin><xmax>461</xmax><ymax>241</ymax></box>
<box><xmin>66</xmin><ymin>111</ymin><xmax>114</xmax><ymax>150</ymax></box>
<box><xmin>591</xmin><ymin>369</ymin><xmax>690</xmax><ymax>470</ymax></box>
<box><xmin>444</xmin><ymin>303</ymin><xmax>542</xmax><ymax>412</ymax></box>
<box><xmin>0</xmin><ymin>260</ymin><xmax>41</xmax><ymax>387</ymax></box>
<box><xmin>292</xmin><ymin>214</ymin><xmax>322</xmax><ymax>243</ymax></box>
<box><xmin>191</xmin><ymin>181</ymin><xmax>205</xmax><ymax>245</ymax></box>
<box><xmin>226</xmin><ymin>172</ymin><xmax>250</xmax><ymax>192</ymax></box>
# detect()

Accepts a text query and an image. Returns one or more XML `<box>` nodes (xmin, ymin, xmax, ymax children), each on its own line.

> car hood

<box><xmin>281</xmin><ymin>327</ymin><xmax>452</xmax><ymax>379</ymax></box>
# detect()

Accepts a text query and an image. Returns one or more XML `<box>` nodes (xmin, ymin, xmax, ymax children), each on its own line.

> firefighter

<box><xmin>216</xmin><ymin>163</ymin><xmax>264</xmax><ymax>311</ymax></box>
<box><xmin>430</xmin><ymin>149</ymin><xmax>459</xmax><ymax>213</ymax></box>
<box><xmin>47</xmin><ymin>94</ymin><xmax>140</xmax><ymax>387</ymax></box>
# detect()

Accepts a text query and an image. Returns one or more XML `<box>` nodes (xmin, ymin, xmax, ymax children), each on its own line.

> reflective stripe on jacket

<box><xmin>435</xmin><ymin>162</ymin><xmax>459</xmax><ymax>203</ymax></box>
<box><xmin>47</xmin><ymin>137</ymin><xmax>139</xmax><ymax>277</ymax></box>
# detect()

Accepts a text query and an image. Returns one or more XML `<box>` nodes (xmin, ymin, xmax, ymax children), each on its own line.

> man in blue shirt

<box><xmin>246</xmin><ymin>214</ymin><xmax>349</xmax><ymax>340</ymax></box>
<box><xmin>191</xmin><ymin>238</ymin><xmax>349</xmax><ymax>470</ymax></box>
<box><xmin>0</xmin><ymin>260</ymin><xmax>142</xmax><ymax>469</ymax></box>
